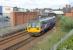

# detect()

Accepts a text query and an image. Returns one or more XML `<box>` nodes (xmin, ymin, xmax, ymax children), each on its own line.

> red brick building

<box><xmin>64</xmin><ymin>9</ymin><xmax>73</xmax><ymax>17</ymax></box>
<box><xmin>10</xmin><ymin>11</ymin><xmax>39</xmax><ymax>26</ymax></box>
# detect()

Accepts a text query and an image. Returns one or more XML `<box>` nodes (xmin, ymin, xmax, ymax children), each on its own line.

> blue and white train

<box><xmin>26</xmin><ymin>13</ymin><xmax>56</xmax><ymax>36</ymax></box>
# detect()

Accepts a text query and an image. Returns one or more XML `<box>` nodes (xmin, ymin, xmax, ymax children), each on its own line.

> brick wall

<box><xmin>64</xmin><ymin>9</ymin><xmax>73</xmax><ymax>17</ymax></box>
<box><xmin>10</xmin><ymin>12</ymin><xmax>39</xmax><ymax>26</ymax></box>
<box><xmin>64</xmin><ymin>13</ymin><xmax>73</xmax><ymax>17</ymax></box>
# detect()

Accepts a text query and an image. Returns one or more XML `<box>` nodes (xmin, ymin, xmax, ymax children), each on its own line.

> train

<box><xmin>26</xmin><ymin>13</ymin><xmax>56</xmax><ymax>36</ymax></box>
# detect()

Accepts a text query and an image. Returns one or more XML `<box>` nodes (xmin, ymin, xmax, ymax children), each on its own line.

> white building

<box><xmin>2</xmin><ymin>6</ymin><xmax>13</xmax><ymax>17</ymax></box>
<box><xmin>53</xmin><ymin>11</ymin><xmax>64</xmax><ymax>15</ymax></box>
<box><xmin>2</xmin><ymin>6</ymin><xmax>13</xmax><ymax>14</ymax></box>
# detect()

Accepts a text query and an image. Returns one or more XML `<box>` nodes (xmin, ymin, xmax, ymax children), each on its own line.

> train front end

<box><xmin>26</xmin><ymin>21</ymin><xmax>41</xmax><ymax>34</ymax></box>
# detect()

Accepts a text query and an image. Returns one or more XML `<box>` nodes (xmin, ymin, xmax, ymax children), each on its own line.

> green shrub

<box><xmin>59</xmin><ymin>16</ymin><xmax>73</xmax><ymax>32</ymax></box>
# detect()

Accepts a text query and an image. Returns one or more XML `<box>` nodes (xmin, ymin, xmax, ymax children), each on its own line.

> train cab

<box><xmin>26</xmin><ymin>21</ymin><xmax>41</xmax><ymax>33</ymax></box>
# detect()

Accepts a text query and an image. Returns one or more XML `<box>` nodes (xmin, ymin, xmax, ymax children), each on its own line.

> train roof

<box><xmin>29</xmin><ymin>16</ymin><xmax>55</xmax><ymax>23</ymax></box>
<box><xmin>28</xmin><ymin>13</ymin><xmax>56</xmax><ymax>23</ymax></box>
<box><xmin>39</xmin><ymin>16</ymin><xmax>55</xmax><ymax>22</ymax></box>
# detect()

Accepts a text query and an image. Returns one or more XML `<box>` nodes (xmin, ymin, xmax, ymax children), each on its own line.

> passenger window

<box><xmin>42</xmin><ymin>20</ymin><xmax>48</xmax><ymax>24</ymax></box>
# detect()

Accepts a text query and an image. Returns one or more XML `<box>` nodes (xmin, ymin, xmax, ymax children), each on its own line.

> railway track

<box><xmin>17</xmin><ymin>28</ymin><xmax>55</xmax><ymax>50</ymax></box>
<box><xmin>0</xmin><ymin>28</ymin><xmax>54</xmax><ymax>50</ymax></box>
<box><xmin>0</xmin><ymin>30</ymin><xmax>26</xmax><ymax>41</ymax></box>
<box><xmin>5</xmin><ymin>36</ymin><xmax>36</xmax><ymax>50</ymax></box>
<box><xmin>0</xmin><ymin>30</ymin><xmax>30</xmax><ymax>50</ymax></box>
<box><xmin>0</xmin><ymin>31</ymin><xmax>26</xmax><ymax>45</ymax></box>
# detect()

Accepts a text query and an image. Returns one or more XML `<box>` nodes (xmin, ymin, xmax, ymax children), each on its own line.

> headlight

<box><xmin>37</xmin><ymin>28</ymin><xmax>39</xmax><ymax>30</ymax></box>
<box><xmin>28</xmin><ymin>27</ymin><xmax>31</xmax><ymax>29</ymax></box>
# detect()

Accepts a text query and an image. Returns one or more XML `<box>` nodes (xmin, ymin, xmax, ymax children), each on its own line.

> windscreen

<box><xmin>28</xmin><ymin>21</ymin><xmax>40</xmax><ymax>28</ymax></box>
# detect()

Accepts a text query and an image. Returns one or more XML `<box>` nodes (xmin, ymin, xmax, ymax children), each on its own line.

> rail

<box><xmin>0</xmin><ymin>31</ymin><xmax>28</xmax><ymax>50</ymax></box>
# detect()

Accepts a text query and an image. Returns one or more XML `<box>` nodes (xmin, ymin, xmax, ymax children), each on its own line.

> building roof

<box><xmin>53</xmin><ymin>11</ymin><xmax>64</xmax><ymax>14</ymax></box>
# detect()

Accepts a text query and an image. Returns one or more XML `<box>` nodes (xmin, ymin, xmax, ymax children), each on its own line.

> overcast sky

<box><xmin>0</xmin><ymin>0</ymin><xmax>73</xmax><ymax>9</ymax></box>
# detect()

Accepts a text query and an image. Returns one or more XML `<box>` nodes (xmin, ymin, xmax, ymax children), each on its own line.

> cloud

<box><xmin>68</xmin><ymin>0</ymin><xmax>73</xmax><ymax>6</ymax></box>
<box><xmin>0</xmin><ymin>0</ymin><xmax>70</xmax><ymax>9</ymax></box>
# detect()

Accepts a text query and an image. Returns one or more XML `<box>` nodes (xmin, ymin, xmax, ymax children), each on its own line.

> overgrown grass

<box><xmin>31</xmin><ymin>16</ymin><xmax>73</xmax><ymax>50</ymax></box>
<box><xmin>57</xmin><ymin>30</ymin><xmax>73</xmax><ymax>50</ymax></box>
<box><xmin>57</xmin><ymin>16</ymin><xmax>73</xmax><ymax>50</ymax></box>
